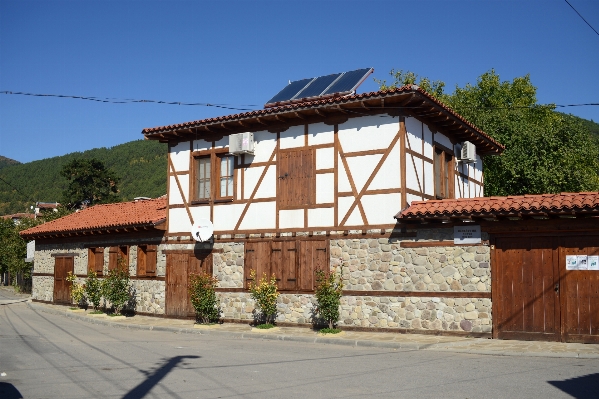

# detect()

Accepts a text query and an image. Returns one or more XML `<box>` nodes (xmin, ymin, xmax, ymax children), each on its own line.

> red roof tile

<box><xmin>396</xmin><ymin>192</ymin><xmax>599</xmax><ymax>220</ymax></box>
<box><xmin>141</xmin><ymin>85</ymin><xmax>504</xmax><ymax>154</ymax></box>
<box><xmin>20</xmin><ymin>198</ymin><xmax>166</xmax><ymax>238</ymax></box>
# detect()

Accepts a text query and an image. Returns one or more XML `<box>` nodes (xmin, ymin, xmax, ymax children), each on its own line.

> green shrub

<box><xmin>248</xmin><ymin>269</ymin><xmax>279</xmax><ymax>325</ymax></box>
<box><xmin>188</xmin><ymin>272</ymin><xmax>220</xmax><ymax>324</ymax></box>
<box><xmin>101</xmin><ymin>263</ymin><xmax>131</xmax><ymax>314</ymax></box>
<box><xmin>255</xmin><ymin>323</ymin><xmax>275</xmax><ymax>329</ymax></box>
<box><xmin>314</xmin><ymin>268</ymin><xmax>344</xmax><ymax>329</ymax></box>
<box><xmin>319</xmin><ymin>328</ymin><xmax>342</xmax><ymax>334</ymax></box>
<box><xmin>65</xmin><ymin>272</ymin><xmax>86</xmax><ymax>307</ymax></box>
<box><xmin>84</xmin><ymin>271</ymin><xmax>103</xmax><ymax>310</ymax></box>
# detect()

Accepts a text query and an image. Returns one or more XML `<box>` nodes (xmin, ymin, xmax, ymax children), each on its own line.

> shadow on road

<box><xmin>0</xmin><ymin>382</ymin><xmax>23</xmax><ymax>399</ymax></box>
<box><xmin>548</xmin><ymin>372</ymin><xmax>599</xmax><ymax>399</ymax></box>
<box><xmin>122</xmin><ymin>355</ymin><xmax>200</xmax><ymax>399</ymax></box>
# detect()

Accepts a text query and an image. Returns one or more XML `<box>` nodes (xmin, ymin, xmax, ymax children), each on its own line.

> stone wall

<box><xmin>213</xmin><ymin>242</ymin><xmax>244</xmax><ymax>288</ymax></box>
<box><xmin>332</xmin><ymin>238</ymin><xmax>490</xmax><ymax>293</ymax></box>
<box><xmin>32</xmin><ymin>276</ymin><xmax>53</xmax><ymax>302</ymax></box>
<box><xmin>130</xmin><ymin>279</ymin><xmax>165</xmax><ymax>314</ymax></box>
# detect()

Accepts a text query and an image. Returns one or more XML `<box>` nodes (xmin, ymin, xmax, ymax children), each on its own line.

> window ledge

<box><xmin>191</xmin><ymin>200</ymin><xmax>210</xmax><ymax>205</ymax></box>
<box><xmin>214</xmin><ymin>198</ymin><xmax>233</xmax><ymax>203</ymax></box>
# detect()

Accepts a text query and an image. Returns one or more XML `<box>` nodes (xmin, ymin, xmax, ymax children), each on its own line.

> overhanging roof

<box><xmin>142</xmin><ymin>85</ymin><xmax>505</xmax><ymax>156</ymax></box>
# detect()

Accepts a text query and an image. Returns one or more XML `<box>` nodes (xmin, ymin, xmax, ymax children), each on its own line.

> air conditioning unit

<box><xmin>229</xmin><ymin>132</ymin><xmax>254</xmax><ymax>155</ymax></box>
<box><xmin>460</xmin><ymin>141</ymin><xmax>477</xmax><ymax>163</ymax></box>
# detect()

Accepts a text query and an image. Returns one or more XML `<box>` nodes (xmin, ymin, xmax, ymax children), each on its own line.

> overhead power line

<box><xmin>0</xmin><ymin>91</ymin><xmax>258</xmax><ymax>111</ymax></box>
<box><xmin>564</xmin><ymin>0</ymin><xmax>599</xmax><ymax>37</ymax></box>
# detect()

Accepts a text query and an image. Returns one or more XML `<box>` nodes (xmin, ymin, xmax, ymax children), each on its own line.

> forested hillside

<box><xmin>0</xmin><ymin>140</ymin><xmax>166</xmax><ymax>215</ymax></box>
<box><xmin>0</xmin><ymin>156</ymin><xmax>20</xmax><ymax>170</ymax></box>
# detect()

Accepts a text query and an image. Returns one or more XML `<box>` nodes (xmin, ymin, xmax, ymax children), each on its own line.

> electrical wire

<box><xmin>564</xmin><ymin>0</ymin><xmax>599</xmax><ymax>37</ymax></box>
<box><xmin>0</xmin><ymin>91</ymin><xmax>258</xmax><ymax>111</ymax></box>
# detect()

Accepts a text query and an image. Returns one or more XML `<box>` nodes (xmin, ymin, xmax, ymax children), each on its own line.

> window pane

<box><xmin>434</xmin><ymin>150</ymin><xmax>442</xmax><ymax>198</ymax></box>
<box><xmin>219</xmin><ymin>156</ymin><xmax>234</xmax><ymax>197</ymax></box>
<box><xmin>196</xmin><ymin>157</ymin><xmax>210</xmax><ymax>199</ymax></box>
<box><xmin>444</xmin><ymin>154</ymin><xmax>451</xmax><ymax>198</ymax></box>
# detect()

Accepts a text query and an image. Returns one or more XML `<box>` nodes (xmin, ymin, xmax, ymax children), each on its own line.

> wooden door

<box><xmin>166</xmin><ymin>253</ymin><xmax>189</xmax><ymax>317</ymax></box>
<box><xmin>54</xmin><ymin>256</ymin><xmax>73</xmax><ymax>304</ymax></box>
<box><xmin>494</xmin><ymin>236</ymin><xmax>560</xmax><ymax>341</ymax></box>
<box><xmin>298</xmin><ymin>240</ymin><xmax>328</xmax><ymax>291</ymax></box>
<box><xmin>166</xmin><ymin>251</ymin><xmax>213</xmax><ymax>317</ymax></box>
<box><xmin>560</xmin><ymin>236</ymin><xmax>599</xmax><ymax>344</ymax></box>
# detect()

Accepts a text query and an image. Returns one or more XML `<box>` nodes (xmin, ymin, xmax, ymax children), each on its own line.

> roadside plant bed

<box><xmin>89</xmin><ymin>310</ymin><xmax>104</xmax><ymax>314</ymax></box>
<box><xmin>102</xmin><ymin>262</ymin><xmax>131</xmax><ymax>315</ymax></box>
<box><xmin>319</xmin><ymin>328</ymin><xmax>342</xmax><ymax>335</ymax></box>
<box><xmin>248</xmin><ymin>269</ymin><xmax>279</xmax><ymax>325</ymax></box>
<box><xmin>255</xmin><ymin>323</ymin><xmax>276</xmax><ymax>330</ymax></box>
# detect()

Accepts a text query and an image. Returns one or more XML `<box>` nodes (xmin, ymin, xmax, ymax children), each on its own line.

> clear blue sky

<box><xmin>1</xmin><ymin>0</ymin><xmax>598</xmax><ymax>163</ymax></box>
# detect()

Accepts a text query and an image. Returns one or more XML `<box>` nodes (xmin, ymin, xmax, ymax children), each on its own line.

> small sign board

<box><xmin>25</xmin><ymin>240</ymin><xmax>35</xmax><ymax>263</ymax></box>
<box><xmin>589</xmin><ymin>256</ymin><xmax>599</xmax><ymax>271</ymax></box>
<box><xmin>566</xmin><ymin>255</ymin><xmax>595</xmax><ymax>270</ymax></box>
<box><xmin>454</xmin><ymin>225</ymin><xmax>481</xmax><ymax>244</ymax></box>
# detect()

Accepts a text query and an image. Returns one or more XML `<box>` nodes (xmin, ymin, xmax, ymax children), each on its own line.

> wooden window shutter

<box><xmin>87</xmin><ymin>248</ymin><xmax>94</xmax><ymax>274</ymax></box>
<box><xmin>271</xmin><ymin>242</ymin><xmax>284</xmax><ymax>290</ymax></box>
<box><xmin>244</xmin><ymin>242</ymin><xmax>270</xmax><ymax>289</ymax></box>
<box><xmin>146</xmin><ymin>245</ymin><xmax>157</xmax><ymax>275</ymax></box>
<box><xmin>278</xmin><ymin>148</ymin><xmax>315</xmax><ymax>209</ymax></box>
<box><xmin>298</xmin><ymin>240</ymin><xmax>328</xmax><ymax>291</ymax></box>
<box><xmin>95</xmin><ymin>248</ymin><xmax>104</xmax><ymax>275</ymax></box>
<box><xmin>137</xmin><ymin>246</ymin><xmax>147</xmax><ymax>277</ymax></box>
<box><xmin>108</xmin><ymin>247</ymin><xmax>118</xmax><ymax>271</ymax></box>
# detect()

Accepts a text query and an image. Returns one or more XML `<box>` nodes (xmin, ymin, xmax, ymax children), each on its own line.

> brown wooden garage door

<box><xmin>494</xmin><ymin>235</ymin><xmax>599</xmax><ymax>343</ymax></box>
<box><xmin>165</xmin><ymin>251</ymin><xmax>212</xmax><ymax>318</ymax></box>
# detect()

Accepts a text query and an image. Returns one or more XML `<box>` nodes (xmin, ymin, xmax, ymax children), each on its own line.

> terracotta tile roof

<box><xmin>141</xmin><ymin>85</ymin><xmax>504</xmax><ymax>154</ymax></box>
<box><xmin>396</xmin><ymin>192</ymin><xmax>599</xmax><ymax>220</ymax></box>
<box><xmin>20</xmin><ymin>197</ymin><xmax>166</xmax><ymax>238</ymax></box>
<box><xmin>2</xmin><ymin>213</ymin><xmax>34</xmax><ymax>220</ymax></box>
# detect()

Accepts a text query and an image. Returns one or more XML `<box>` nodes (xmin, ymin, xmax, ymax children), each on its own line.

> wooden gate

<box><xmin>165</xmin><ymin>251</ymin><xmax>212</xmax><ymax>317</ymax></box>
<box><xmin>561</xmin><ymin>236</ymin><xmax>599</xmax><ymax>344</ymax></box>
<box><xmin>494</xmin><ymin>234</ymin><xmax>599</xmax><ymax>343</ymax></box>
<box><xmin>54</xmin><ymin>256</ymin><xmax>74</xmax><ymax>304</ymax></box>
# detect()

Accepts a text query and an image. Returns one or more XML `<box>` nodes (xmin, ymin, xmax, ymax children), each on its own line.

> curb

<box><xmin>25</xmin><ymin>302</ymin><xmax>599</xmax><ymax>359</ymax></box>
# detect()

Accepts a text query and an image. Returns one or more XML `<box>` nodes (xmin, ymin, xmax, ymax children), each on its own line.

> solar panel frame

<box><xmin>322</xmin><ymin>68</ymin><xmax>373</xmax><ymax>96</ymax></box>
<box><xmin>264</xmin><ymin>68</ymin><xmax>374</xmax><ymax>107</ymax></box>
<box><xmin>266</xmin><ymin>78</ymin><xmax>314</xmax><ymax>105</ymax></box>
<box><xmin>293</xmin><ymin>73</ymin><xmax>342</xmax><ymax>100</ymax></box>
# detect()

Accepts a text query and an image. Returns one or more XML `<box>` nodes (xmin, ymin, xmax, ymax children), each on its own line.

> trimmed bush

<box><xmin>248</xmin><ymin>269</ymin><xmax>279</xmax><ymax>325</ymax></box>
<box><xmin>314</xmin><ymin>268</ymin><xmax>343</xmax><ymax>329</ymax></box>
<box><xmin>188</xmin><ymin>272</ymin><xmax>220</xmax><ymax>324</ymax></box>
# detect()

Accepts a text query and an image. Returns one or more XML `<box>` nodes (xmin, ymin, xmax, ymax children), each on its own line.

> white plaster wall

<box><xmin>308</xmin><ymin>207</ymin><xmax>334</xmax><ymax>227</ymax></box>
<box><xmin>316</xmin><ymin>147</ymin><xmax>334</xmax><ymax>170</ymax></box>
<box><xmin>345</xmin><ymin>154</ymin><xmax>383</xmax><ymax>193</ymax></box>
<box><xmin>279</xmin><ymin>125</ymin><xmax>305</xmax><ymax>149</ymax></box>
<box><xmin>279</xmin><ymin>209</ymin><xmax>304</xmax><ymax>229</ymax></box>
<box><xmin>369</xmin><ymin>143</ymin><xmax>400</xmax><ymax>190</ymax></box>
<box><xmin>434</xmin><ymin>132</ymin><xmax>453</xmax><ymax>149</ymax></box>
<box><xmin>406</xmin><ymin>193</ymin><xmax>423</xmax><ymax>205</ymax></box>
<box><xmin>473</xmin><ymin>155</ymin><xmax>483</xmax><ymax>182</ymax></box>
<box><xmin>243</xmin><ymin>166</ymin><xmax>276</xmax><ymax>199</ymax></box>
<box><xmin>406</xmin><ymin>122</ymin><xmax>423</xmax><ymax>153</ymax></box>
<box><xmin>307</xmin><ymin>122</ymin><xmax>334</xmax><ymax>146</ymax></box>
<box><xmin>238</xmin><ymin>201</ymin><xmax>276</xmax><ymax>230</ymax></box>
<box><xmin>424</xmin><ymin>161</ymin><xmax>434</xmax><ymax>196</ymax></box>
<box><xmin>169</xmin><ymin>175</ymin><xmax>189</xmax><ymax>204</ymax></box>
<box><xmin>213</xmin><ymin>203</ymin><xmax>245</xmax><ymax>231</ymax></box>
<box><xmin>338</xmin><ymin>197</ymin><xmax>363</xmax><ymax>226</ymax></box>
<box><xmin>170</xmin><ymin>141</ymin><xmax>190</xmax><ymax>172</ymax></box>
<box><xmin>338</xmin><ymin>155</ymin><xmax>352</xmax><ymax>192</ymax></box>
<box><xmin>316</xmin><ymin>173</ymin><xmax>334</xmax><ymax>204</ymax></box>
<box><xmin>193</xmin><ymin>139</ymin><xmax>211</xmax><ymax>152</ymax></box>
<box><xmin>423</xmin><ymin>124</ymin><xmax>434</xmax><ymax>159</ymax></box>
<box><xmin>338</xmin><ymin>115</ymin><xmax>398</xmax><ymax>153</ymax></box>
<box><xmin>168</xmin><ymin>208</ymin><xmax>192</xmax><ymax>233</ymax></box>
<box><xmin>406</xmin><ymin>155</ymin><xmax>423</xmax><ymax>192</ymax></box>
<box><xmin>213</xmin><ymin>136</ymin><xmax>228</xmax><ymax>149</ymax></box>
<box><xmin>244</xmin><ymin>130</ymin><xmax>277</xmax><ymax>164</ymax></box>
<box><xmin>361</xmin><ymin>193</ymin><xmax>401</xmax><ymax>225</ymax></box>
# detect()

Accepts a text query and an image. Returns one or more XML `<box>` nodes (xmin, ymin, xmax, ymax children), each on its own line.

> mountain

<box><xmin>0</xmin><ymin>156</ymin><xmax>21</xmax><ymax>170</ymax></box>
<box><xmin>0</xmin><ymin>140</ymin><xmax>167</xmax><ymax>215</ymax></box>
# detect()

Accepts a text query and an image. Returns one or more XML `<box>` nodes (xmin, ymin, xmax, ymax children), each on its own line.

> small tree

<box><xmin>188</xmin><ymin>272</ymin><xmax>220</xmax><ymax>324</ymax></box>
<box><xmin>314</xmin><ymin>268</ymin><xmax>344</xmax><ymax>330</ymax></box>
<box><xmin>65</xmin><ymin>272</ymin><xmax>86</xmax><ymax>308</ymax></box>
<box><xmin>248</xmin><ymin>269</ymin><xmax>279</xmax><ymax>325</ymax></box>
<box><xmin>84</xmin><ymin>271</ymin><xmax>103</xmax><ymax>311</ymax></box>
<box><xmin>101</xmin><ymin>262</ymin><xmax>130</xmax><ymax>314</ymax></box>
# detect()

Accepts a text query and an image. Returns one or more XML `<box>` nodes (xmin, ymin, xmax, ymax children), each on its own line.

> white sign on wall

<box><xmin>25</xmin><ymin>240</ymin><xmax>35</xmax><ymax>263</ymax></box>
<box><xmin>454</xmin><ymin>225</ymin><xmax>481</xmax><ymax>244</ymax></box>
<box><xmin>589</xmin><ymin>256</ymin><xmax>599</xmax><ymax>271</ymax></box>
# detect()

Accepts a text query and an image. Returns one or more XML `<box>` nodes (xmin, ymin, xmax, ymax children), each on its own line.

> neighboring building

<box><xmin>2</xmin><ymin>213</ymin><xmax>34</xmax><ymax>224</ymax></box>
<box><xmin>21</xmin><ymin>198</ymin><xmax>171</xmax><ymax>313</ymax></box>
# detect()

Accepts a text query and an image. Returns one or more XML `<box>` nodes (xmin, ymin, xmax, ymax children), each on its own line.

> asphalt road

<box><xmin>1</xmin><ymin>301</ymin><xmax>598</xmax><ymax>399</ymax></box>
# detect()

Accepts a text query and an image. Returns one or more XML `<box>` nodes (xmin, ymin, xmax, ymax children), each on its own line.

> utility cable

<box><xmin>564</xmin><ymin>0</ymin><xmax>599</xmax><ymax>37</ymax></box>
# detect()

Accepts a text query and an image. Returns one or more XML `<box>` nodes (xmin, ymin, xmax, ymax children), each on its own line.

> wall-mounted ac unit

<box><xmin>460</xmin><ymin>141</ymin><xmax>477</xmax><ymax>163</ymax></box>
<box><xmin>229</xmin><ymin>132</ymin><xmax>254</xmax><ymax>155</ymax></box>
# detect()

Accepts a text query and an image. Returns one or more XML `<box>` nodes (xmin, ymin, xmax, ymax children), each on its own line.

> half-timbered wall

<box><xmin>167</xmin><ymin>115</ymin><xmax>485</xmax><ymax>235</ymax></box>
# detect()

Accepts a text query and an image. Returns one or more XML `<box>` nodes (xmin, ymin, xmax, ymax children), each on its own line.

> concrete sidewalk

<box><xmin>26</xmin><ymin>301</ymin><xmax>599</xmax><ymax>359</ymax></box>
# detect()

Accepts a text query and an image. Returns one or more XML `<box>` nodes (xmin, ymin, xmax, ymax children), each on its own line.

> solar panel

<box><xmin>322</xmin><ymin>68</ymin><xmax>373</xmax><ymax>96</ymax></box>
<box><xmin>265</xmin><ymin>68</ymin><xmax>373</xmax><ymax>107</ymax></box>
